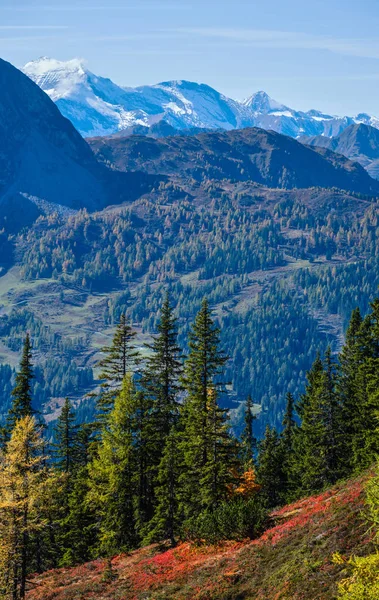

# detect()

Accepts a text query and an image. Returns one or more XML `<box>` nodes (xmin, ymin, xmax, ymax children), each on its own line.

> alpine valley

<box><xmin>0</xmin><ymin>55</ymin><xmax>377</xmax><ymax>435</ymax></box>
<box><xmin>1</xmin><ymin>31</ymin><xmax>379</xmax><ymax>600</ymax></box>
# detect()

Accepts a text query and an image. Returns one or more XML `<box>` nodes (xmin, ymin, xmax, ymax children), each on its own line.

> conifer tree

<box><xmin>54</xmin><ymin>398</ymin><xmax>78</xmax><ymax>474</ymax></box>
<box><xmin>241</xmin><ymin>395</ymin><xmax>257</xmax><ymax>466</ymax></box>
<box><xmin>88</xmin><ymin>375</ymin><xmax>138</xmax><ymax>554</ymax></box>
<box><xmin>142</xmin><ymin>294</ymin><xmax>183</xmax><ymax>437</ymax></box>
<box><xmin>281</xmin><ymin>392</ymin><xmax>296</xmax><ymax>456</ymax></box>
<box><xmin>200</xmin><ymin>388</ymin><xmax>238</xmax><ymax>511</ymax></box>
<box><xmin>143</xmin><ymin>428</ymin><xmax>183</xmax><ymax>547</ymax></box>
<box><xmin>180</xmin><ymin>299</ymin><xmax>234</xmax><ymax>520</ymax></box>
<box><xmin>141</xmin><ymin>295</ymin><xmax>183</xmax><ymax>517</ymax></box>
<box><xmin>0</xmin><ymin>417</ymin><xmax>53</xmax><ymax>599</ymax></box>
<box><xmin>293</xmin><ymin>349</ymin><xmax>343</xmax><ymax>494</ymax></box>
<box><xmin>133</xmin><ymin>388</ymin><xmax>156</xmax><ymax>535</ymax></box>
<box><xmin>256</xmin><ymin>425</ymin><xmax>285</xmax><ymax>508</ymax></box>
<box><xmin>96</xmin><ymin>314</ymin><xmax>139</xmax><ymax>418</ymax></box>
<box><xmin>7</xmin><ymin>334</ymin><xmax>34</xmax><ymax>431</ymax></box>
<box><xmin>57</xmin><ymin>422</ymin><xmax>94</xmax><ymax>568</ymax></box>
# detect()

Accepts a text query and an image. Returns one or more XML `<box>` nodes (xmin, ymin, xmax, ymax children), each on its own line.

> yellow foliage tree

<box><xmin>0</xmin><ymin>416</ymin><xmax>56</xmax><ymax>600</ymax></box>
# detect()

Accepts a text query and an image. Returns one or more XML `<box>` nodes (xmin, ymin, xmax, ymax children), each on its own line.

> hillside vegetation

<box><xmin>26</xmin><ymin>474</ymin><xmax>373</xmax><ymax>600</ymax></box>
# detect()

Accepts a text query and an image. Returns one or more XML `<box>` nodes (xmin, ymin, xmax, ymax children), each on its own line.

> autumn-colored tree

<box><xmin>0</xmin><ymin>417</ymin><xmax>55</xmax><ymax>600</ymax></box>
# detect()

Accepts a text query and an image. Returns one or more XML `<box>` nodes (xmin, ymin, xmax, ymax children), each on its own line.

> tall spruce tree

<box><xmin>280</xmin><ymin>392</ymin><xmax>296</xmax><ymax>500</ymax></box>
<box><xmin>88</xmin><ymin>375</ymin><xmax>138</xmax><ymax>554</ymax></box>
<box><xmin>96</xmin><ymin>314</ymin><xmax>139</xmax><ymax>418</ymax></box>
<box><xmin>143</xmin><ymin>428</ymin><xmax>183</xmax><ymax>547</ymax></box>
<box><xmin>7</xmin><ymin>334</ymin><xmax>34</xmax><ymax>431</ymax></box>
<box><xmin>54</xmin><ymin>399</ymin><xmax>78</xmax><ymax>474</ymax></box>
<box><xmin>142</xmin><ymin>294</ymin><xmax>183</xmax><ymax>437</ymax></box>
<box><xmin>141</xmin><ymin>295</ymin><xmax>183</xmax><ymax>518</ymax></box>
<box><xmin>58</xmin><ymin>424</ymin><xmax>95</xmax><ymax>567</ymax></box>
<box><xmin>180</xmin><ymin>299</ymin><xmax>235</xmax><ymax>520</ymax></box>
<box><xmin>256</xmin><ymin>425</ymin><xmax>285</xmax><ymax>508</ymax></box>
<box><xmin>241</xmin><ymin>395</ymin><xmax>257</xmax><ymax>466</ymax></box>
<box><xmin>293</xmin><ymin>349</ymin><xmax>343</xmax><ymax>494</ymax></box>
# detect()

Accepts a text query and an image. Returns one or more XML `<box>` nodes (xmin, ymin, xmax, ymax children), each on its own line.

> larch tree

<box><xmin>0</xmin><ymin>417</ymin><xmax>53</xmax><ymax>600</ymax></box>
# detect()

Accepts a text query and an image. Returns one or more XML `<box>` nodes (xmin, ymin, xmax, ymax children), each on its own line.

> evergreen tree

<box><xmin>281</xmin><ymin>392</ymin><xmax>296</xmax><ymax>457</ymax></box>
<box><xmin>180</xmin><ymin>299</ymin><xmax>235</xmax><ymax>520</ymax></box>
<box><xmin>280</xmin><ymin>392</ymin><xmax>296</xmax><ymax>500</ymax></box>
<box><xmin>142</xmin><ymin>294</ymin><xmax>183</xmax><ymax>437</ymax></box>
<box><xmin>133</xmin><ymin>388</ymin><xmax>156</xmax><ymax>535</ymax></box>
<box><xmin>143</xmin><ymin>429</ymin><xmax>183</xmax><ymax>547</ymax></box>
<box><xmin>88</xmin><ymin>376</ymin><xmax>138</xmax><ymax>554</ymax></box>
<box><xmin>293</xmin><ymin>349</ymin><xmax>343</xmax><ymax>494</ymax></box>
<box><xmin>58</xmin><ymin>422</ymin><xmax>94</xmax><ymax>567</ymax></box>
<box><xmin>141</xmin><ymin>295</ymin><xmax>183</xmax><ymax>520</ymax></box>
<box><xmin>256</xmin><ymin>425</ymin><xmax>285</xmax><ymax>508</ymax></box>
<box><xmin>54</xmin><ymin>399</ymin><xmax>78</xmax><ymax>474</ymax></box>
<box><xmin>241</xmin><ymin>395</ymin><xmax>257</xmax><ymax>466</ymax></box>
<box><xmin>7</xmin><ymin>334</ymin><xmax>34</xmax><ymax>431</ymax></box>
<box><xmin>96</xmin><ymin>314</ymin><xmax>139</xmax><ymax>418</ymax></box>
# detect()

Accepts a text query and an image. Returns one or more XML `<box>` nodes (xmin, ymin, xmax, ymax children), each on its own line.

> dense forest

<box><xmin>0</xmin><ymin>293</ymin><xmax>379</xmax><ymax>598</ymax></box>
<box><xmin>0</xmin><ymin>181</ymin><xmax>378</xmax><ymax>437</ymax></box>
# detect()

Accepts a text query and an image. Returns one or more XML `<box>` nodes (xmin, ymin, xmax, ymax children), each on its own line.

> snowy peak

<box><xmin>243</xmin><ymin>91</ymin><xmax>287</xmax><ymax>114</ymax></box>
<box><xmin>22</xmin><ymin>57</ymin><xmax>379</xmax><ymax>140</ymax></box>
<box><xmin>23</xmin><ymin>57</ymin><xmax>87</xmax><ymax>101</ymax></box>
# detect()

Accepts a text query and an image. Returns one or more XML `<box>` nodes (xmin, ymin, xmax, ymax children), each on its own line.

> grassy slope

<box><xmin>27</xmin><ymin>475</ymin><xmax>374</xmax><ymax>600</ymax></box>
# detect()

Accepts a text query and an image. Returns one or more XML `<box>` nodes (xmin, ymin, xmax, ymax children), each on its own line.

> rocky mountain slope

<box><xmin>26</xmin><ymin>474</ymin><xmax>372</xmax><ymax>600</ymax></box>
<box><xmin>302</xmin><ymin>123</ymin><xmax>379</xmax><ymax>180</ymax></box>
<box><xmin>0</xmin><ymin>58</ymin><xmax>108</xmax><ymax>227</ymax></box>
<box><xmin>89</xmin><ymin>127</ymin><xmax>379</xmax><ymax>195</ymax></box>
<box><xmin>23</xmin><ymin>57</ymin><xmax>379</xmax><ymax>138</ymax></box>
<box><xmin>0</xmin><ymin>58</ymin><xmax>161</xmax><ymax>234</ymax></box>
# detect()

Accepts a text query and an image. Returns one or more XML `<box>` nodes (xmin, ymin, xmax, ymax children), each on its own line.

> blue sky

<box><xmin>1</xmin><ymin>0</ymin><xmax>379</xmax><ymax>115</ymax></box>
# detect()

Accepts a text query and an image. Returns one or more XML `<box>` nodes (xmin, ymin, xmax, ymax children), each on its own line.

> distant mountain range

<box><xmin>23</xmin><ymin>57</ymin><xmax>379</xmax><ymax>139</ymax></box>
<box><xmin>301</xmin><ymin>123</ymin><xmax>379</xmax><ymax>180</ymax></box>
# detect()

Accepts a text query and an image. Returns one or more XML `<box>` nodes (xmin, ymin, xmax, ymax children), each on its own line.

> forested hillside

<box><xmin>1</xmin><ymin>175</ymin><xmax>379</xmax><ymax>433</ymax></box>
<box><xmin>1</xmin><ymin>294</ymin><xmax>379</xmax><ymax>598</ymax></box>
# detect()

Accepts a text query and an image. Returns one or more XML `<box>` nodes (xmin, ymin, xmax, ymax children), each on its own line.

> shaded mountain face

<box><xmin>23</xmin><ymin>58</ymin><xmax>379</xmax><ymax>139</ymax></box>
<box><xmin>88</xmin><ymin>127</ymin><xmax>379</xmax><ymax>195</ymax></box>
<box><xmin>0</xmin><ymin>57</ymin><xmax>109</xmax><ymax>228</ymax></box>
<box><xmin>0</xmin><ymin>58</ymin><xmax>161</xmax><ymax>232</ymax></box>
<box><xmin>302</xmin><ymin>123</ymin><xmax>379</xmax><ymax>180</ymax></box>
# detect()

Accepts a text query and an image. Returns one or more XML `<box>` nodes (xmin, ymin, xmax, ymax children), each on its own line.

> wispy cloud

<box><xmin>0</xmin><ymin>25</ymin><xmax>68</xmax><ymax>30</ymax></box>
<box><xmin>1</xmin><ymin>4</ymin><xmax>190</xmax><ymax>10</ymax></box>
<box><xmin>174</xmin><ymin>28</ymin><xmax>379</xmax><ymax>60</ymax></box>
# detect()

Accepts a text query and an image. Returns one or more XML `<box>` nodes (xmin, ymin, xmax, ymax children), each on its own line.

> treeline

<box><xmin>1</xmin><ymin>295</ymin><xmax>379</xmax><ymax>599</ymax></box>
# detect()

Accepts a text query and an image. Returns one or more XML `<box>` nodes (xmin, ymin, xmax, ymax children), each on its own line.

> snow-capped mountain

<box><xmin>23</xmin><ymin>57</ymin><xmax>379</xmax><ymax>139</ymax></box>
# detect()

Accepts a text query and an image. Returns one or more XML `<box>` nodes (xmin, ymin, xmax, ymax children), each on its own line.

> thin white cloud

<box><xmin>174</xmin><ymin>28</ymin><xmax>379</xmax><ymax>60</ymax></box>
<box><xmin>0</xmin><ymin>25</ymin><xmax>68</xmax><ymax>30</ymax></box>
<box><xmin>2</xmin><ymin>4</ymin><xmax>191</xmax><ymax>10</ymax></box>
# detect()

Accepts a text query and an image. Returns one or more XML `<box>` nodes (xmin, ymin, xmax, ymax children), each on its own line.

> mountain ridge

<box><xmin>302</xmin><ymin>123</ymin><xmax>379</xmax><ymax>180</ymax></box>
<box><xmin>23</xmin><ymin>57</ymin><xmax>379</xmax><ymax>139</ymax></box>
